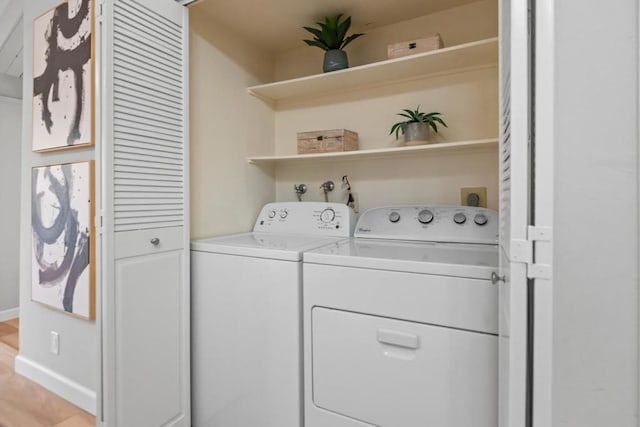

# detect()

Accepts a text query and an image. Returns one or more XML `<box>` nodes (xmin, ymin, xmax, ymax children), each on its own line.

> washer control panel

<box><xmin>253</xmin><ymin>202</ymin><xmax>356</xmax><ymax>236</ymax></box>
<box><xmin>355</xmin><ymin>205</ymin><xmax>498</xmax><ymax>244</ymax></box>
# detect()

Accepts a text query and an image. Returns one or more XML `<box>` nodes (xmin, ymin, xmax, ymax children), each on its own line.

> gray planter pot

<box><xmin>404</xmin><ymin>122</ymin><xmax>430</xmax><ymax>145</ymax></box>
<box><xmin>323</xmin><ymin>49</ymin><xmax>349</xmax><ymax>73</ymax></box>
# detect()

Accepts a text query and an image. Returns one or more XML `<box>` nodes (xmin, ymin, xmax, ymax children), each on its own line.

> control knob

<box><xmin>320</xmin><ymin>208</ymin><xmax>336</xmax><ymax>223</ymax></box>
<box><xmin>268</xmin><ymin>210</ymin><xmax>276</xmax><ymax>219</ymax></box>
<box><xmin>453</xmin><ymin>212</ymin><xmax>467</xmax><ymax>224</ymax></box>
<box><xmin>389</xmin><ymin>212</ymin><xmax>401</xmax><ymax>223</ymax></box>
<box><xmin>417</xmin><ymin>209</ymin><xmax>434</xmax><ymax>224</ymax></box>
<box><xmin>279</xmin><ymin>209</ymin><xmax>288</xmax><ymax>219</ymax></box>
<box><xmin>474</xmin><ymin>213</ymin><xmax>488</xmax><ymax>226</ymax></box>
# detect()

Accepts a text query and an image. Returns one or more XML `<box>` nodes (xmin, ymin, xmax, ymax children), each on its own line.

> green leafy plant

<box><xmin>389</xmin><ymin>106</ymin><xmax>448</xmax><ymax>139</ymax></box>
<box><xmin>303</xmin><ymin>14</ymin><xmax>365</xmax><ymax>51</ymax></box>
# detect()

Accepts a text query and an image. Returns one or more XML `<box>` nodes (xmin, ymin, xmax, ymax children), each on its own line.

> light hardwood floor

<box><xmin>0</xmin><ymin>319</ymin><xmax>95</xmax><ymax>427</ymax></box>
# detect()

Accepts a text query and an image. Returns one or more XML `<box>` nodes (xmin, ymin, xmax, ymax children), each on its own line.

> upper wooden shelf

<box><xmin>247</xmin><ymin>37</ymin><xmax>498</xmax><ymax>106</ymax></box>
<box><xmin>247</xmin><ymin>138</ymin><xmax>498</xmax><ymax>165</ymax></box>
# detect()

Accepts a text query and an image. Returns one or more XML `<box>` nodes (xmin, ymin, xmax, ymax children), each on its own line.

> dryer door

<box><xmin>311</xmin><ymin>307</ymin><xmax>498</xmax><ymax>427</ymax></box>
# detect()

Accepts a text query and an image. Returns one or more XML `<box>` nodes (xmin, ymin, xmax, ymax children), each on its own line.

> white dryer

<box><xmin>191</xmin><ymin>202</ymin><xmax>355</xmax><ymax>427</ymax></box>
<box><xmin>303</xmin><ymin>205</ymin><xmax>499</xmax><ymax>427</ymax></box>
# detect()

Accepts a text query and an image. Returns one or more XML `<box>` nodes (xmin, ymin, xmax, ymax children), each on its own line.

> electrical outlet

<box><xmin>460</xmin><ymin>187</ymin><xmax>487</xmax><ymax>208</ymax></box>
<box><xmin>50</xmin><ymin>331</ymin><xmax>59</xmax><ymax>355</ymax></box>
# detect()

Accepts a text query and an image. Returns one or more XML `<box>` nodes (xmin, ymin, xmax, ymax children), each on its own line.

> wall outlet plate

<box><xmin>461</xmin><ymin>187</ymin><xmax>487</xmax><ymax>208</ymax></box>
<box><xmin>50</xmin><ymin>331</ymin><xmax>59</xmax><ymax>355</ymax></box>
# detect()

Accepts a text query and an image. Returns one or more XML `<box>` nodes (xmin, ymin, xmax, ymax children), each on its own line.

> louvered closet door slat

<box><xmin>114</xmin><ymin>112</ymin><xmax>182</xmax><ymax>135</ymax></box>
<box><xmin>114</xmin><ymin>79</ymin><xmax>182</xmax><ymax>108</ymax></box>
<box><xmin>114</xmin><ymin>20</ymin><xmax>180</xmax><ymax>55</ymax></box>
<box><xmin>115</xmin><ymin>151</ymin><xmax>183</xmax><ymax>164</ymax></box>
<box><xmin>117</xmin><ymin>0</ymin><xmax>182</xmax><ymax>35</ymax></box>
<box><xmin>112</xmin><ymin>61</ymin><xmax>182</xmax><ymax>96</ymax></box>
<box><xmin>499</xmin><ymin>54</ymin><xmax>512</xmax><ymax>250</ymax></box>
<box><xmin>114</xmin><ymin>67</ymin><xmax>182</xmax><ymax>100</ymax></box>
<box><xmin>115</xmin><ymin>171</ymin><xmax>183</xmax><ymax>182</ymax></box>
<box><xmin>114</xmin><ymin>55</ymin><xmax>182</xmax><ymax>91</ymax></box>
<box><xmin>115</xmin><ymin>86</ymin><xmax>182</xmax><ymax>113</ymax></box>
<box><xmin>115</xmin><ymin>163</ymin><xmax>183</xmax><ymax>174</ymax></box>
<box><xmin>113</xmin><ymin>0</ymin><xmax>185</xmax><ymax>233</ymax></box>
<box><xmin>114</xmin><ymin>38</ymin><xmax>182</xmax><ymax>75</ymax></box>
<box><xmin>114</xmin><ymin>133</ymin><xmax>183</xmax><ymax>152</ymax></box>
<box><xmin>115</xmin><ymin>103</ymin><xmax>183</xmax><ymax>126</ymax></box>
<box><xmin>114</xmin><ymin>123</ymin><xmax>182</xmax><ymax>143</ymax></box>
<box><xmin>116</xmin><ymin>204</ymin><xmax>182</xmax><ymax>212</ymax></box>
<box><xmin>114</xmin><ymin>96</ymin><xmax>182</xmax><ymax>121</ymax></box>
<box><xmin>115</xmin><ymin>193</ymin><xmax>183</xmax><ymax>201</ymax></box>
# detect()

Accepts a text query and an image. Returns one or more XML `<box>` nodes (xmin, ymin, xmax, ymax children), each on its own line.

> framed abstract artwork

<box><xmin>32</xmin><ymin>0</ymin><xmax>94</xmax><ymax>152</ymax></box>
<box><xmin>31</xmin><ymin>160</ymin><xmax>95</xmax><ymax>320</ymax></box>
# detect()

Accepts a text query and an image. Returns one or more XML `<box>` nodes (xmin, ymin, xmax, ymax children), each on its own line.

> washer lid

<box><xmin>304</xmin><ymin>238</ymin><xmax>498</xmax><ymax>279</ymax></box>
<box><xmin>191</xmin><ymin>232</ymin><xmax>346</xmax><ymax>261</ymax></box>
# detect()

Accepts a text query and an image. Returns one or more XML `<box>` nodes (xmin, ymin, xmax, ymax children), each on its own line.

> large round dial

<box><xmin>474</xmin><ymin>213</ymin><xmax>488</xmax><ymax>226</ymax></box>
<box><xmin>389</xmin><ymin>212</ymin><xmax>401</xmax><ymax>223</ymax></box>
<box><xmin>320</xmin><ymin>208</ymin><xmax>336</xmax><ymax>223</ymax></box>
<box><xmin>279</xmin><ymin>209</ymin><xmax>288</xmax><ymax>219</ymax></box>
<box><xmin>453</xmin><ymin>212</ymin><xmax>467</xmax><ymax>224</ymax></box>
<box><xmin>417</xmin><ymin>209</ymin><xmax>434</xmax><ymax>224</ymax></box>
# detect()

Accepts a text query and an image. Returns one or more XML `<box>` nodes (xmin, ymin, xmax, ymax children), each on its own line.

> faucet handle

<box><xmin>320</xmin><ymin>181</ymin><xmax>335</xmax><ymax>202</ymax></box>
<box><xmin>294</xmin><ymin>184</ymin><xmax>307</xmax><ymax>201</ymax></box>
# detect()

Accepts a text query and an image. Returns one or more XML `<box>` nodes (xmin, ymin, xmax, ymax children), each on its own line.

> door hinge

<box><xmin>511</xmin><ymin>226</ymin><xmax>552</xmax><ymax>280</ymax></box>
<box><xmin>96</xmin><ymin>0</ymin><xmax>105</xmax><ymax>18</ymax></box>
<box><xmin>95</xmin><ymin>212</ymin><xmax>104</xmax><ymax>235</ymax></box>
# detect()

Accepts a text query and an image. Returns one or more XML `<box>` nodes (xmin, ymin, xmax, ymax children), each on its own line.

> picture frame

<box><xmin>31</xmin><ymin>160</ymin><xmax>95</xmax><ymax>320</ymax></box>
<box><xmin>32</xmin><ymin>0</ymin><xmax>95</xmax><ymax>152</ymax></box>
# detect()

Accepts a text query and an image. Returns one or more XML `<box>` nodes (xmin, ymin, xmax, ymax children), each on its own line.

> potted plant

<box><xmin>303</xmin><ymin>14</ymin><xmax>365</xmax><ymax>73</ymax></box>
<box><xmin>390</xmin><ymin>106</ymin><xmax>448</xmax><ymax>145</ymax></box>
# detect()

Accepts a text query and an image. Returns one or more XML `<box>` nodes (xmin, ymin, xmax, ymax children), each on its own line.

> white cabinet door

<box><xmin>498</xmin><ymin>1</ymin><xmax>531</xmax><ymax>426</ymax></box>
<box><xmin>114</xmin><ymin>248</ymin><xmax>185</xmax><ymax>427</ymax></box>
<box><xmin>99</xmin><ymin>0</ymin><xmax>190</xmax><ymax>426</ymax></box>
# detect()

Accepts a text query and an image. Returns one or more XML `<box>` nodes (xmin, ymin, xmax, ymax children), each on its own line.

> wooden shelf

<box><xmin>247</xmin><ymin>38</ymin><xmax>498</xmax><ymax>106</ymax></box>
<box><xmin>247</xmin><ymin>138</ymin><xmax>498</xmax><ymax>165</ymax></box>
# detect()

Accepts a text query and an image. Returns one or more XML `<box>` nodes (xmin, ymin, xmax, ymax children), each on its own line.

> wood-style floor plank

<box><xmin>0</xmin><ymin>323</ymin><xmax>17</xmax><ymax>338</ymax></box>
<box><xmin>4</xmin><ymin>318</ymin><xmax>19</xmax><ymax>329</ymax></box>
<box><xmin>0</xmin><ymin>319</ymin><xmax>96</xmax><ymax>427</ymax></box>
<box><xmin>53</xmin><ymin>412</ymin><xmax>95</xmax><ymax>427</ymax></box>
<box><xmin>0</xmin><ymin>333</ymin><xmax>18</xmax><ymax>351</ymax></box>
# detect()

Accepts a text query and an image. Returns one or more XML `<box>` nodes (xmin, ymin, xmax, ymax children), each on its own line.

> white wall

<box><xmin>0</xmin><ymin>73</ymin><xmax>21</xmax><ymax>99</ymax></box>
<box><xmin>188</xmin><ymin>1</ymin><xmax>499</xmax><ymax>237</ymax></box>
<box><xmin>189</xmin><ymin>9</ymin><xmax>276</xmax><ymax>239</ymax></box>
<box><xmin>550</xmin><ymin>0</ymin><xmax>639</xmax><ymax>426</ymax></box>
<box><xmin>274</xmin><ymin>0</ymin><xmax>498</xmax><ymax>81</ymax></box>
<box><xmin>273</xmin><ymin>67</ymin><xmax>499</xmax><ymax>210</ymax></box>
<box><xmin>272</xmin><ymin>0</ymin><xmax>499</xmax><ymax>211</ymax></box>
<box><xmin>16</xmin><ymin>0</ymin><xmax>97</xmax><ymax>414</ymax></box>
<box><xmin>0</xmin><ymin>92</ymin><xmax>21</xmax><ymax>319</ymax></box>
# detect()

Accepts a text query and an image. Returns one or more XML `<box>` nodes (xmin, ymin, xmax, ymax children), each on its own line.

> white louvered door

<box><xmin>498</xmin><ymin>0</ymin><xmax>530</xmax><ymax>426</ymax></box>
<box><xmin>100</xmin><ymin>1</ymin><xmax>190</xmax><ymax>426</ymax></box>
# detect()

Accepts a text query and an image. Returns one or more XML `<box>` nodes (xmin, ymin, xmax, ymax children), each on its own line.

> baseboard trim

<box><xmin>15</xmin><ymin>355</ymin><xmax>97</xmax><ymax>415</ymax></box>
<box><xmin>0</xmin><ymin>307</ymin><xmax>19</xmax><ymax>322</ymax></box>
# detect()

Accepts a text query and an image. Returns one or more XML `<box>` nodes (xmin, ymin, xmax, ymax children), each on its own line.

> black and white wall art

<box><xmin>32</xmin><ymin>0</ymin><xmax>93</xmax><ymax>152</ymax></box>
<box><xmin>31</xmin><ymin>161</ymin><xmax>95</xmax><ymax>319</ymax></box>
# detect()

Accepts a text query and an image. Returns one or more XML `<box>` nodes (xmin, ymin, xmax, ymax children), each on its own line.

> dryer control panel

<box><xmin>355</xmin><ymin>205</ymin><xmax>498</xmax><ymax>244</ymax></box>
<box><xmin>253</xmin><ymin>202</ymin><xmax>356</xmax><ymax>237</ymax></box>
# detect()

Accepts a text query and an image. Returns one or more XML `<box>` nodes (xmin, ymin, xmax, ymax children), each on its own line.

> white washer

<box><xmin>303</xmin><ymin>205</ymin><xmax>499</xmax><ymax>427</ymax></box>
<box><xmin>191</xmin><ymin>202</ymin><xmax>355</xmax><ymax>427</ymax></box>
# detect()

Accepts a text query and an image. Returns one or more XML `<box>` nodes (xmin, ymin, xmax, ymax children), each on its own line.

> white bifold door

<box><xmin>499</xmin><ymin>1</ymin><xmax>553</xmax><ymax>427</ymax></box>
<box><xmin>99</xmin><ymin>1</ymin><xmax>190</xmax><ymax>426</ymax></box>
<box><xmin>498</xmin><ymin>0</ymin><xmax>531</xmax><ymax>426</ymax></box>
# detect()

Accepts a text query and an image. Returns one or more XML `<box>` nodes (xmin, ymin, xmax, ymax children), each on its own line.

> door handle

<box><xmin>377</xmin><ymin>329</ymin><xmax>420</xmax><ymax>349</ymax></box>
<box><xmin>491</xmin><ymin>271</ymin><xmax>505</xmax><ymax>285</ymax></box>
